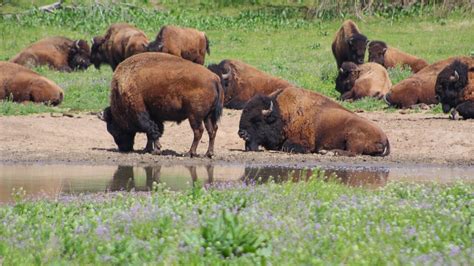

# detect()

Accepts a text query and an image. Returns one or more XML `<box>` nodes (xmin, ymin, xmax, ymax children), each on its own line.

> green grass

<box><xmin>0</xmin><ymin>4</ymin><xmax>473</xmax><ymax>115</ymax></box>
<box><xmin>0</xmin><ymin>170</ymin><xmax>472</xmax><ymax>264</ymax></box>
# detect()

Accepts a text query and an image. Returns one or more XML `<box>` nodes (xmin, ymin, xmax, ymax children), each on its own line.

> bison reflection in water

<box><xmin>435</xmin><ymin>59</ymin><xmax>474</xmax><ymax>119</ymax></box>
<box><xmin>99</xmin><ymin>53</ymin><xmax>224</xmax><ymax>157</ymax></box>
<box><xmin>238</xmin><ymin>87</ymin><xmax>390</xmax><ymax>156</ymax></box>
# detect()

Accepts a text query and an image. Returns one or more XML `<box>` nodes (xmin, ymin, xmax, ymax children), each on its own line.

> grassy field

<box><xmin>0</xmin><ymin>3</ymin><xmax>473</xmax><ymax>115</ymax></box>
<box><xmin>0</xmin><ymin>172</ymin><xmax>472</xmax><ymax>264</ymax></box>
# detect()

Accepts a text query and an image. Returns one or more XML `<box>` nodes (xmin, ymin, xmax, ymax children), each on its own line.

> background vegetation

<box><xmin>1</xmin><ymin>173</ymin><xmax>472</xmax><ymax>264</ymax></box>
<box><xmin>0</xmin><ymin>0</ymin><xmax>473</xmax><ymax>115</ymax></box>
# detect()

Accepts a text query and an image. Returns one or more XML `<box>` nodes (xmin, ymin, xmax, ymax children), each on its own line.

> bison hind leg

<box><xmin>456</xmin><ymin>101</ymin><xmax>474</xmax><ymax>119</ymax></box>
<box><xmin>186</xmin><ymin>115</ymin><xmax>204</xmax><ymax>157</ymax></box>
<box><xmin>204</xmin><ymin>116</ymin><xmax>218</xmax><ymax>158</ymax></box>
<box><xmin>137</xmin><ymin>112</ymin><xmax>163</xmax><ymax>154</ymax></box>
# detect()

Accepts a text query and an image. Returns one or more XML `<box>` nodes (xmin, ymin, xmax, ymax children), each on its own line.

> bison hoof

<box><xmin>184</xmin><ymin>152</ymin><xmax>198</xmax><ymax>158</ymax></box>
<box><xmin>205</xmin><ymin>152</ymin><xmax>214</xmax><ymax>158</ymax></box>
<box><xmin>450</xmin><ymin>110</ymin><xmax>460</xmax><ymax>120</ymax></box>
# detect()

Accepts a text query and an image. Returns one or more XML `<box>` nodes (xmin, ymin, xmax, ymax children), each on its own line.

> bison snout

<box><xmin>238</xmin><ymin>129</ymin><xmax>250</xmax><ymax>141</ymax></box>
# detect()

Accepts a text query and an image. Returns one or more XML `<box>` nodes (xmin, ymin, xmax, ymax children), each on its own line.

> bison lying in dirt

<box><xmin>10</xmin><ymin>36</ymin><xmax>91</xmax><ymax>72</ymax></box>
<box><xmin>335</xmin><ymin>62</ymin><xmax>391</xmax><ymax>100</ymax></box>
<box><xmin>332</xmin><ymin>20</ymin><xmax>368</xmax><ymax>68</ymax></box>
<box><xmin>207</xmin><ymin>59</ymin><xmax>293</xmax><ymax>109</ymax></box>
<box><xmin>368</xmin><ymin>41</ymin><xmax>428</xmax><ymax>73</ymax></box>
<box><xmin>238</xmin><ymin>87</ymin><xmax>390</xmax><ymax>156</ymax></box>
<box><xmin>91</xmin><ymin>23</ymin><xmax>149</xmax><ymax>70</ymax></box>
<box><xmin>384</xmin><ymin>56</ymin><xmax>473</xmax><ymax>108</ymax></box>
<box><xmin>100</xmin><ymin>53</ymin><xmax>224</xmax><ymax>157</ymax></box>
<box><xmin>147</xmin><ymin>25</ymin><xmax>210</xmax><ymax>65</ymax></box>
<box><xmin>435</xmin><ymin>59</ymin><xmax>474</xmax><ymax>119</ymax></box>
<box><xmin>0</xmin><ymin>62</ymin><xmax>64</xmax><ymax>105</ymax></box>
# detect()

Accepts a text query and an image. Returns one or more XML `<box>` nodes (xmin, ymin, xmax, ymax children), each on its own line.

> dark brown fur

<box><xmin>384</xmin><ymin>56</ymin><xmax>472</xmax><ymax>108</ymax></box>
<box><xmin>0</xmin><ymin>61</ymin><xmax>64</xmax><ymax>105</ymax></box>
<box><xmin>207</xmin><ymin>59</ymin><xmax>293</xmax><ymax>109</ymax></box>
<box><xmin>147</xmin><ymin>25</ymin><xmax>210</xmax><ymax>65</ymax></box>
<box><xmin>91</xmin><ymin>23</ymin><xmax>149</xmax><ymax>70</ymax></box>
<box><xmin>335</xmin><ymin>62</ymin><xmax>391</xmax><ymax>100</ymax></box>
<box><xmin>238</xmin><ymin>87</ymin><xmax>390</xmax><ymax>156</ymax></box>
<box><xmin>10</xmin><ymin>36</ymin><xmax>91</xmax><ymax>72</ymax></box>
<box><xmin>101</xmin><ymin>53</ymin><xmax>224</xmax><ymax>157</ymax></box>
<box><xmin>331</xmin><ymin>20</ymin><xmax>368</xmax><ymax>68</ymax></box>
<box><xmin>368</xmin><ymin>41</ymin><xmax>428</xmax><ymax>73</ymax></box>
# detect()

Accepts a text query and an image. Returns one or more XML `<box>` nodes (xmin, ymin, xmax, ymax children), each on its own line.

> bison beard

<box><xmin>435</xmin><ymin>60</ymin><xmax>474</xmax><ymax>119</ymax></box>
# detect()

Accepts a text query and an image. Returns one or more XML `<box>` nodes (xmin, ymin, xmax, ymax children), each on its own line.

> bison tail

<box><xmin>205</xmin><ymin>34</ymin><xmax>210</xmax><ymax>55</ymax></box>
<box><xmin>211</xmin><ymin>80</ymin><xmax>224</xmax><ymax>123</ymax></box>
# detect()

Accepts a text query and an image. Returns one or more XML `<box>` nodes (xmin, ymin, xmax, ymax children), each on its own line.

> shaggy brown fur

<box><xmin>331</xmin><ymin>20</ymin><xmax>368</xmax><ymax>68</ymax></box>
<box><xmin>91</xmin><ymin>23</ymin><xmax>149</xmax><ymax>70</ymax></box>
<box><xmin>207</xmin><ymin>59</ymin><xmax>293</xmax><ymax>109</ymax></box>
<box><xmin>147</xmin><ymin>25</ymin><xmax>210</xmax><ymax>65</ymax></box>
<box><xmin>10</xmin><ymin>36</ymin><xmax>91</xmax><ymax>72</ymax></box>
<box><xmin>0</xmin><ymin>61</ymin><xmax>64</xmax><ymax>105</ymax></box>
<box><xmin>384</xmin><ymin>56</ymin><xmax>472</xmax><ymax>108</ymax></box>
<box><xmin>101</xmin><ymin>53</ymin><xmax>224</xmax><ymax>158</ymax></box>
<box><xmin>238</xmin><ymin>87</ymin><xmax>390</xmax><ymax>156</ymax></box>
<box><xmin>368</xmin><ymin>41</ymin><xmax>428</xmax><ymax>73</ymax></box>
<box><xmin>336</xmin><ymin>62</ymin><xmax>391</xmax><ymax>100</ymax></box>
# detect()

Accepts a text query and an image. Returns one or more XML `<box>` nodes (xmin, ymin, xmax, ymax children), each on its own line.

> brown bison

<box><xmin>335</xmin><ymin>62</ymin><xmax>391</xmax><ymax>100</ymax></box>
<box><xmin>147</xmin><ymin>25</ymin><xmax>210</xmax><ymax>65</ymax></box>
<box><xmin>384</xmin><ymin>56</ymin><xmax>472</xmax><ymax>108</ymax></box>
<box><xmin>435</xmin><ymin>59</ymin><xmax>474</xmax><ymax>119</ymax></box>
<box><xmin>368</xmin><ymin>41</ymin><xmax>428</xmax><ymax>73</ymax></box>
<box><xmin>0</xmin><ymin>61</ymin><xmax>64</xmax><ymax>105</ymax></box>
<box><xmin>238</xmin><ymin>87</ymin><xmax>390</xmax><ymax>156</ymax></box>
<box><xmin>91</xmin><ymin>23</ymin><xmax>149</xmax><ymax>70</ymax></box>
<box><xmin>100</xmin><ymin>52</ymin><xmax>224</xmax><ymax>157</ymax></box>
<box><xmin>331</xmin><ymin>20</ymin><xmax>369</xmax><ymax>68</ymax></box>
<box><xmin>10</xmin><ymin>36</ymin><xmax>91</xmax><ymax>72</ymax></box>
<box><xmin>207</xmin><ymin>59</ymin><xmax>293</xmax><ymax>109</ymax></box>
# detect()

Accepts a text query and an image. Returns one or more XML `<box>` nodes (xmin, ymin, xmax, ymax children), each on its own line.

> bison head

<box><xmin>28</xmin><ymin>78</ymin><xmax>64</xmax><ymax>106</ymax></box>
<box><xmin>208</xmin><ymin>62</ymin><xmax>231</xmax><ymax>96</ymax></box>
<box><xmin>90</xmin><ymin>36</ymin><xmax>107</xmax><ymax>69</ymax></box>
<box><xmin>100</xmin><ymin>107</ymin><xmax>136</xmax><ymax>152</ymax></box>
<box><xmin>368</xmin><ymin>40</ymin><xmax>387</xmax><ymax>66</ymax></box>
<box><xmin>68</xmin><ymin>40</ymin><xmax>91</xmax><ymax>70</ymax></box>
<box><xmin>238</xmin><ymin>94</ymin><xmax>284</xmax><ymax>151</ymax></box>
<box><xmin>435</xmin><ymin>60</ymin><xmax>469</xmax><ymax>113</ymax></box>
<box><xmin>347</xmin><ymin>33</ymin><xmax>368</xmax><ymax>65</ymax></box>
<box><xmin>335</xmin><ymin>62</ymin><xmax>360</xmax><ymax>95</ymax></box>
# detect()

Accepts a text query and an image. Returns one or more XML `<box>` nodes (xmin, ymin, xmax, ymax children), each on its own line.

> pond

<box><xmin>0</xmin><ymin>163</ymin><xmax>472</xmax><ymax>203</ymax></box>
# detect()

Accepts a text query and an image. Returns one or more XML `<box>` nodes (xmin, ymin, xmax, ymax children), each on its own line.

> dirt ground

<box><xmin>0</xmin><ymin>109</ymin><xmax>473</xmax><ymax>167</ymax></box>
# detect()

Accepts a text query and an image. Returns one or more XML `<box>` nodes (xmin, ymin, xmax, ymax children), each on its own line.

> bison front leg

<box><xmin>204</xmin><ymin>117</ymin><xmax>218</xmax><ymax>158</ymax></box>
<box><xmin>137</xmin><ymin>112</ymin><xmax>163</xmax><ymax>155</ymax></box>
<box><xmin>186</xmin><ymin>116</ymin><xmax>204</xmax><ymax>157</ymax></box>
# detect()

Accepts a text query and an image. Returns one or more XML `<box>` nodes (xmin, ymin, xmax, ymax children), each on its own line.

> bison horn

<box><xmin>261</xmin><ymin>101</ymin><xmax>273</xmax><ymax>116</ymax></box>
<box><xmin>339</xmin><ymin>67</ymin><xmax>344</xmax><ymax>73</ymax></box>
<box><xmin>74</xmin><ymin>40</ymin><xmax>80</xmax><ymax>49</ymax></box>
<box><xmin>222</xmin><ymin>71</ymin><xmax>230</xmax><ymax>79</ymax></box>
<box><xmin>451</xmin><ymin>70</ymin><xmax>459</xmax><ymax>82</ymax></box>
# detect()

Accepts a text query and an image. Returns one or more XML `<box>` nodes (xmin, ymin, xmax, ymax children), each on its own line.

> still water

<box><xmin>0</xmin><ymin>163</ymin><xmax>472</xmax><ymax>203</ymax></box>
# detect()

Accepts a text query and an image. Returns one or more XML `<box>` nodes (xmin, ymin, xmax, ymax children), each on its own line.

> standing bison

<box><xmin>335</xmin><ymin>62</ymin><xmax>391</xmax><ymax>100</ymax></box>
<box><xmin>207</xmin><ymin>59</ymin><xmax>293</xmax><ymax>109</ymax></box>
<box><xmin>91</xmin><ymin>23</ymin><xmax>149</xmax><ymax>70</ymax></box>
<box><xmin>384</xmin><ymin>56</ymin><xmax>472</xmax><ymax>108</ymax></box>
<box><xmin>100</xmin><ymin>53</ymin><xmax>224</xmax><ymax>157</ymax></box>
<box><xmin>368</xmin><ymin>41</ymin><xmax>428</xmax><ymax>73</ymax></box>
<box><xmin>0</xmin><ymin>62</ymin><xmax>64</xmax><ymax>105</ymax></box>
<box><xmin>331</xmin><ymin>20</ymin><xmax>369</xmax><ymax>68</ymax></box>
<box><xmin>147</xmin><ymin>25</ymin><xmax>210</xmax><ymax>65</ymax></box>
<box><xmin>238</xmin><ymin>87</ymin><xmax>390</xmax><ymax>156</ymax></box>
<box><xmin>435</xmin><ymin>59</ymin><xmax>474</xmax><ymax>119</ymax></box>
<box><xmin>10</xmin><ymin>36</ymin><xmax>91</xmax><ymax>72</ymax></box>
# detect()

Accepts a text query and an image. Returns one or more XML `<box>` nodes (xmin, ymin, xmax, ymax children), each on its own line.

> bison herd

<box><xmin>2</xmin><ymin>21</ymin><xmax>473</xmax><ymax>157</ymax></box>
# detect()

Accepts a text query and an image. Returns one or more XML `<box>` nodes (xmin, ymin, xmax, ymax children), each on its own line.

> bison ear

<box><xmin>261</xmin><ymin>101</ymin><xmax>273</xmax><ymax>117</ymax></box>
<box><xmin>93</xmin><ymin>36</ymin><xmax>105</xmax><ymax>46</ymax></box>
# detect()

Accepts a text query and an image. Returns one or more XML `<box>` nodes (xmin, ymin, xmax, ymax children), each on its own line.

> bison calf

<box><xmin>368</xmin><ymin>41</ymin><xmax>428</xmax><ymax>73</ymax></box>
<box><xmin>100</xmin><ymin>53</ymin><xmax>224</xmax><ymax>157</ymax></box>
<box><xmin>0</xmin><ymin>62</ymin><xmax>64</xmax><ymax>105</ymax></box>
<box><xmin>147</xmin><ymin>25</ymin><xmax>210</xmax><ymax>65</ymax></box>
<box><xmin>335</xmin><ymin>62</ymin><xmax>391</xmax><ymax>100</ymax></box>
<box><xmin>91</xmin><ymin>23</ymin><xmax>149</xmax><ymax>71</ymax></box>
<box><xmin>384</xmin><ymin>56</ymin><xmax>472</xmax><ymax>108</ymax></box>
<box><xmin>10</xmin><ymin>36</ymin><xmax>91</xmax><ymax>72</ymax></box>
<box><xmin>435</xmin><ymin>59</ymin><xmax>474</xmax><ymax>119</ymax></box>
<box><xmin>238</xmin><ymin>87</ymin><xmax>390</xmax><ymax>156</ymax></box>
<box><xmin>207</xmin><ymin>59</ymin><xmax>293</xmax><ymax>109</ymax></box>
<box><xmin>332</xmin><ymin>20</ymin><xmax>369</xmax><ymax>68</ymax></box>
